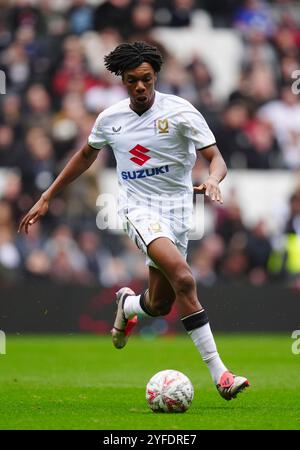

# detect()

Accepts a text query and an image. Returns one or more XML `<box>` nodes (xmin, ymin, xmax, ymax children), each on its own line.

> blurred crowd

<box><xmin>1</xmin><ymin>0</ymin><xmax>300</xmax><ymax>287</ymax></box>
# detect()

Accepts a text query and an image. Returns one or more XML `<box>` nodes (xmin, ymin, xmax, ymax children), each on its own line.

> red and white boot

<box><xmin>217</xmin><ymin>371</ymin><xmax>250</xmax><ymax>401</ymax></box>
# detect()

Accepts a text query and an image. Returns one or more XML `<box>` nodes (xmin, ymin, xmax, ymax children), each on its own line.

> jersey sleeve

<box><xmin>88</xmin><ymin>113</ymin><xmax>108</xmax><ymax>150</ymax></box>
<box><xmin>178</xmin><ymin>103</ymin><xmax>216</xmax><ymax>150</ymax></box>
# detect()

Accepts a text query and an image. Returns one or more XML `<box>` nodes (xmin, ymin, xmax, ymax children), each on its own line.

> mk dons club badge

<box><xmin>149</xmin><ymin>222</ymin><xmax>162</xmax><ymax>233</ymax></box>
<box><xmin>156</xmin><ymin>118</ymin><xmax>169</xmax><ymax>134</ymax></box>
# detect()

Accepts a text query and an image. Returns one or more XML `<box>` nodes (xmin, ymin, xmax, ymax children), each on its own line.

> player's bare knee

<box><xmin>173</xmin><ymin>269</ymin><xmax>196</xmax><ymax>296</ymax></box>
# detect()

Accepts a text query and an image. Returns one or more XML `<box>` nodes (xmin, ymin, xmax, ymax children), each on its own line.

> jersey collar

<box><xmin>128</xmin><ymin>91</ymin><xmax>159</xmax><ymax>117</ymax></box>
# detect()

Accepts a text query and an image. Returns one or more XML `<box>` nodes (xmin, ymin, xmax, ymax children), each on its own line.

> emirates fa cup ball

<box><xmin>146</xmin><ymin>369</ymin><xmax>194</xmax><ymax>413</ymax></box>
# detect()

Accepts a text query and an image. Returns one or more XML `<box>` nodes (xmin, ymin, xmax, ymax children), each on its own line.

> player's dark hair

<box><xmin>104</xmin><ymin>41</ymin><xmax>163</xmax><ymax>77</ymax></box>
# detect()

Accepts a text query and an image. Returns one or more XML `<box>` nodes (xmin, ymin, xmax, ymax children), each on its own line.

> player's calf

<box><xmin>145</xmin><ymin>294</ymin><xmax>174</xmax><ymax>317</ymax></box>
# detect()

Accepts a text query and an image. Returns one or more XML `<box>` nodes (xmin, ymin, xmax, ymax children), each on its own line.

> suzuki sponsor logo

<box><xmin>121</xmin><ymin>165</ymin><xmax>169</xmax><ymax>180</ymax></box>
<box><xmin>129</xmin><ymin>144</ymin><xmax>151</xmax><ymax>166</ymax></box>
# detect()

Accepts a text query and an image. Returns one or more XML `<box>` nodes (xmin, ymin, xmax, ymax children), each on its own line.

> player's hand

<box><xmin>18</xmin><ymin>195</ymin><xmax>50</xmax><ymax>234</ymax></box>
<box><xmin>194</xmin><ymin>176</ymin><xmax>223</xmax><ymax>204</ymax></box>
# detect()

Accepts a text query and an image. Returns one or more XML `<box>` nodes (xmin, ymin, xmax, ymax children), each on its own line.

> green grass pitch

<box><xmin>0</xmin><ymin>334</ymin><xmax>299</xmax><ymax>430</ymax></box>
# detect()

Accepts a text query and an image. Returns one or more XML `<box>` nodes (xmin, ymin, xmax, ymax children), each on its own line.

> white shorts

<box><xmin>120</xmin><ymin>205</ymin><xmax>191</xmax><ymax>269</ymax></box>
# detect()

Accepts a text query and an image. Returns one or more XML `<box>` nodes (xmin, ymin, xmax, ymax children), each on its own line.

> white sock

<box><xmin>189</xmin><ymin>322</ymin><xmax>227</xmax><ymax>384</ymax></box>
<box><xmin>123</xmin><ymin>295</ymin><xmax>150</xmax><ymax>319</ymax></box>
<box><xmin>182</xmin><ymin>310</ymin><xmax>227</xmax><ymax>384</ymax></box>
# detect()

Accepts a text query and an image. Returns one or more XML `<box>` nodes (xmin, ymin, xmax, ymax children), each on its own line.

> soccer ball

<box><xmin>146</xmin><ymin>369</ymin><xmax>194</xmax><ymax>413</ymax></box>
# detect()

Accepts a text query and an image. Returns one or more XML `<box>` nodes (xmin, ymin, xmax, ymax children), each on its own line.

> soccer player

<box><xmin>19</xmin><ymin>42</ymin><xmax>249</xmax><ymax>400</ymax></box>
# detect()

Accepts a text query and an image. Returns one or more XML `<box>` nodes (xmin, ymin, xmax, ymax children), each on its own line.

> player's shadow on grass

<box><xmin>129</xmin><ymin>404</ymin><xmax>257</xmax><ymax>415</ymax></box>
<box><xmin>194</xmin><ymin>405</ymin><xmax>257</xmax><ymax>412</ymax></box>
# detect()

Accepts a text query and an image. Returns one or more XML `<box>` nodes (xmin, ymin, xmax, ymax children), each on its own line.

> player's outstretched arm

<box><xmin>18</xmin><ymin>143</ymin><xmax>99</xmax><ymax>234</ymax></box>
<box><xmin>194</xmin><ymin>144</ymin><xmax>227</xmax><ymax>204</ymax></box>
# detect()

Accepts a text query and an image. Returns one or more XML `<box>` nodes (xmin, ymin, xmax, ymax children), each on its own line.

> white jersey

<box><xmin>88</xmin><ymin>91</ymin><xmax>216</xmax><ymax>206</ymax></box>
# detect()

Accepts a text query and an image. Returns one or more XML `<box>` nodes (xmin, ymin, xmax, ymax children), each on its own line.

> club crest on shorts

<box><xmin>156</xmin><ymin>118</ymin><xmax>169</xmax><ymax>134</ymax></box>
<box><xmin>149</xmin><ymin>222</ymin><xmax>162</xmax><ymax>233</ymax></box>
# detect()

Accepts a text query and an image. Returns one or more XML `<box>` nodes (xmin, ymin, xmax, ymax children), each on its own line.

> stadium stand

<box><xmin>0</xmin><ymin>0</ymin><xmax>300</xmax><ymax>288</ymax></box>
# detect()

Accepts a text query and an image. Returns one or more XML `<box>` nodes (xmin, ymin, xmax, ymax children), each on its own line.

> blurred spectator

<box><xmin>1</xmin><ymin>40</ymin><xmax>32</xmax><ymax>92</ymax></box>
<box><xmin>0</xmin><ymin>225</ymin><xmax>21</xmax><ymax>273</ymax></box>
<box><xmin>243</xmin><ymin>117</ymin><xmax>282</xmax><ymax>168</ymax></box>
<box><xmin>272</xmin><ymin>0</ymin><xmax>300</xmax><ymax>28</ymax></box>
<box><xmin>246</xmin><ymin>219</ymin><xmax>272</xmax><ymax>284</ymax></box>
<box><xmin>268</xmin><ymin>188</ymin><xmax>300</xmax><ymax>278</ymax></box>
<box><xmin>80</xmin><ymin>28</ymin><xmax>122</xmax><ymax>76</ymax></box>
<box><xmin>0</xmin><ymin>199</ymin><xmax>14</xmax><ymax>229</ymax></box>
<box><xmin>0</xmin><ymin>19</ymin><xmax>12</xmax><ymax>52</ymax></box>
<box><xmin>258</xmin><ymin>84</ymin><xmax>300</xmax><ymax>169</ymax></box>
<box><xmin>44</xmin><ymin>224</ymin><xmax>88</xmax><ymax>283</ymax></box>
<box><xmin>8</xmin><ymin>0</ymin><xmax>45</xmax><ymax>36</ymax></box>
<box><xmin>272</xmin><ymin>8</ymin><xmax>300</xmax><ymax>57</ymax></box>
<box><xmin>188</xmin><ymin>56</ymin><xmax>213</xmax><ymax>91</ymax></box>
<box><xmin>24</xmin><ymin>248</ymin><xmax>51</xmax><ymax>279</ymax></box>
<box><xmin>220</xmin><ymin>248</ymin><xmax>249</xmax><ymax>283</ymax></box>
<box><xmin>16</xmin><ymin>221</ymin><xmax>44</xmax><ymax>262</ymax></box>
<box><xmin>213</xmin><ymin>100</ymin><xmax>252</xmax><ymax>168</ymax></box>
<box><xmin>52</xmin><ymin>37</ymin><xmax>97</xmax><ymax>96</ymax></box>
<box><xmin>169</xmin><ymin>0</ymin><xmax>195</xmax><ymax>28</ymax></box>
<box><xmin>129</xmin><ymin>2</ymin><xmax>155</xmax><ymax>39</ymax></box>
<box><xmin>84</xmin><ymin>82</ymin><xmax>126</xmax><ymax>113</ymax></box>
<box><xmin>0</xmin><ymin>94</ymin><xmax>23</xmax><ymax>133</ymax></box>
<box><xmin>39</xmin><ymin>0</ymin><xmax>69</xmax><ymax>37</ymax></box>
<box><xmin>189</xmin><ymin>233</ymin><xmax>225</xmax><ymax>286</ymax></box>
<box><xmin>21</xmin><ymin>127</ymin><xmax>55</xmax><ymax>194</ymax></box>
<box><xmin>215</xmin><ymin>197</ymin><xmax>248</xmax><ymax>244</ymax></box>
<box><xmin>233</xmin><ymin>0</ymin><xmax>275</xmax><ymax>37</ymax></box>
<box><xmin>0</xmin><ymin>124</ymin><xmax>22</xmax><ymax>167</ymax></box>
<box><xmin>158</xmin><ymin>55</ymin><xmax>197</xmax><ymax>102</ymax></box>
<box><xmin>247</xmin><ymin>63</ymin><xmax>278</xmax><ymax>105</ymax></box>
<box><xmin>0</xmin><ymin>199</ymin><xmax>21</xmax><ymax>277</ymax></box>
<box><xmin>67</xmin><ymin>0</ymin><xmax>93</xmax><ymax>35</ymax></box>
<box><xmin>1</xmin><ymin>171</ymin><xmax>24</xmax><ymax>224</ymax></box>
<box><xmin>273</xmin><ymin>24</ymin><xmax>300</xmax><ymax>58</ymax></box>
<box><xmin>52</xmin><ymin>93</ymin><xmax>85</xmax><ymax>161</ymax></box>
<box><xmin>23</xmin><ymin>84</ymin><xmax>53</xmax><ymax>133</ymax></box>
<box><xmin>77</xmin><ymin>230</ymin><xmax>113</xmax><ymax>284</ymax></box>
<box><xmin>241</xmin><ymin>27</ymin><xmax>279</xmax><ymax>73</ymax></box>
<box><xmin>190</xmin><ymin>248</ymin><xmax>217</xmax><ymax>286</ymax></box>
<box><xmin>285</xmin><ymin>188</ymin><xmax>300</xmax><ymax>235</ymax></box>
<box><xmin>232</xmin><ymin>62</ymin><xmax>277</xmax><ymax>107</ymax></box>
<box><xmin>118</xmin><ymin>236</ymin><xmax>148</xmax><ymax>282</ymax></box>
<box><xmin>279</xmin><ymin>55</ymin><xmax>299</xmax><ymax>86</ymax></box>
<box><xmin>93</xmin><ymin>0</ymin><xmax>132</xmax><ymax>39</ymax></box>
<box><xmin>201</xmin><ymin>0</ymin><xmax>244</xmax><ymax>27</ymax></box>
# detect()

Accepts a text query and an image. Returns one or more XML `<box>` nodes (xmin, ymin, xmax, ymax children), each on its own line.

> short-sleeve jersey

<box><xmin>88</xmin><ymin>91</ymin><xmax>215</xmax><ymax>204</ymax></box>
